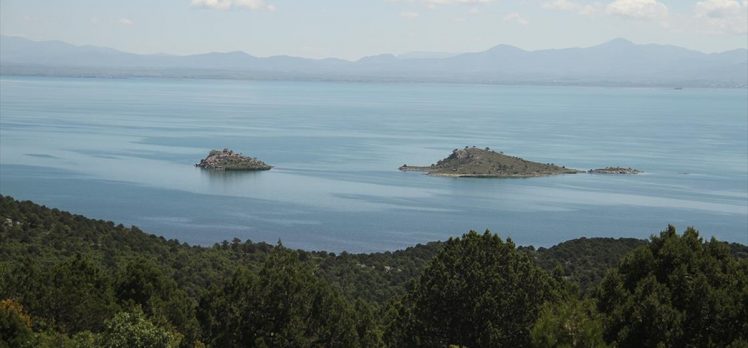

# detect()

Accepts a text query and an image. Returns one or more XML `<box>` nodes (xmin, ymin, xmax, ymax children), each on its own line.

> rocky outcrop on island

<box><xmin>399</xmin><ymin>147</ymin><xmax>580</xmax><ymax>177</ymax></box>
<box><xmin>588</xmin><ymin>167</ymin><xmax>640</xmax><ymax>175</ymax></box>
<box><xmin>196</xmin><ymin>149</ymin><xmax>272</xmax><ymax>171</ymax></box>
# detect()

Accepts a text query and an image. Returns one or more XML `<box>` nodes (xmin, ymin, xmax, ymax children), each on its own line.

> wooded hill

<box><xmin>1</xmin><ymin>195</ymin><xmax>746</xmax><ymax>347</ymax></box>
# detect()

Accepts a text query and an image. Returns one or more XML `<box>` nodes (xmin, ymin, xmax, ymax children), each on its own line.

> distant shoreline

<box><xmin>2</xmin><ymin>67</ymin><xmax>746</xmax><ymax>89</ymax></box>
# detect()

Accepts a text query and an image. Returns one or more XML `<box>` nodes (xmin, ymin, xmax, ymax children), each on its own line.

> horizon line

<box><xmin>2</xmin><ymin>34</ymin><xmax>746</xmax><ymax>62</ymax></box>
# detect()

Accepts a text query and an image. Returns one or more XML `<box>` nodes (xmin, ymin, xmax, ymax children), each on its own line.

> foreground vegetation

<box><xmin>1</xmin><ymin>195</ymin><xmax>746</xmax><ymax>347</ymax></box>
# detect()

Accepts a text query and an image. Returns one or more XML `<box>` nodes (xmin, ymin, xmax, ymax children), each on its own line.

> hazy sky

<box><xmin>1</xmin><ymin>0</ymin><xmax>746</xmax><ymax>60</ymax></box>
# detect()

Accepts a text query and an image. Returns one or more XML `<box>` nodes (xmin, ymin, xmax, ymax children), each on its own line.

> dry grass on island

<box><xmin>196</xmin><ymin>148</ymin><xmax>272</xmax><ymax>171</ymax></box>
<box><xmin>400</xmin><ymin>146</ymin><xmax>580</xmax><ymax>178</ymax></box>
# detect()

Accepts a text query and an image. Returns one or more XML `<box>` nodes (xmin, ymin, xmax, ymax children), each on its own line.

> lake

<box><xmin>1</xmin><ymin>76</ymin><xmax>746</xmax><ymax>252</ymax></box>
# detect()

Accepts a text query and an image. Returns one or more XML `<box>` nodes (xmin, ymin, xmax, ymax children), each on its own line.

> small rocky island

<box><xmin>588</xmin><ymin>167</ymin><xmax>640</xmax><ymax>175</ymax></box>
<box><xmin>196</xmin><ymin>148</ymin><xmax>272</xmax><ymax>171</ymax></box>
<box><xmin>399</xmin><ymin>147</ymin><xmax>580</xmax><ymax>177</ymax></box>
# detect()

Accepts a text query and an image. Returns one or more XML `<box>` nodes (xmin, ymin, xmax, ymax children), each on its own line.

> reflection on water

<box><xmin>200</xmin><ymin>168</ymin><xmax>268</xmax><ymax>190</ymax></box>
<box><xmin>0</xmin><ymin>76</ymin><xmax>746</xmax><ymax>251</ymax></box>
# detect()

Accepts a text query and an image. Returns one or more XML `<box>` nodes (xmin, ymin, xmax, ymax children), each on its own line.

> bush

<box><xmin>389</xmin><ymin>230</ymin><xmax>564</xmax><ymax>347</ymax></box>
<box><xmin>99</xmin><ymin>309</ymin><xmax>180</xmax><ymax>348</ymax></box>
<box><xmin>596</xmin><ymin>226</ymin><xmax>748</xmax><ymax>347</ymax></box>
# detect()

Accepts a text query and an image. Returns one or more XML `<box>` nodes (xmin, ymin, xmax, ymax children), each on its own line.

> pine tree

<box><xmin>390</xmin><ymin>230</ymin><xmax>564</xmax><ymax>347</ymax></box>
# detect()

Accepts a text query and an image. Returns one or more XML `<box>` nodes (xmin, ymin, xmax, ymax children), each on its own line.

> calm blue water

<box><xmin>1</xmin><ymin>76</ymin><xmax>746</xmax><ymax>252</ymax></box>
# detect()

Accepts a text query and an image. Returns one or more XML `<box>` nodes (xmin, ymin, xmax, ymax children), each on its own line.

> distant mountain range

<box><xmin>1</xmin><ymin>35</ymin><xmax>746</xmax><ymax>87</ymax></box>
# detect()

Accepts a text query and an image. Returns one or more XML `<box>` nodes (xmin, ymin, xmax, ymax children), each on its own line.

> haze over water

<box><xmin>1</xmin><ymin>76</ymin><xmax>746</xmax><ymax>252</ymax></box>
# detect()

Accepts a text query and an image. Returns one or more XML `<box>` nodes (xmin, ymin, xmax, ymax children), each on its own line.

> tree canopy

<box><xmin>389</xmin><ymin>230</ymin><xmax>564</xmax><ymax>347</ymax></box>
<box><xmin>1</xmin><ymin>196</ymin><xmax>747</xmax><ymax>347</ymax></box>
<box><xmin>197</xmin><ymin>246</ymin><xmax>370</xmax><ymax>347</ymax></box>
<box><xmin>596</xmin><ymin>225</ymin><xmax>748</xmax><ymax>347</ymax></box>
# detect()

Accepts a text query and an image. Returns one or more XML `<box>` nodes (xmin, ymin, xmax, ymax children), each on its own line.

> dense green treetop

<box><xmin>596</xmin><ymin>225</ymin><xmax>748</xmax><ymax>347</ymax></box>
<box><xmin>388</xmin><ymin>230</ymin><xmax>565</xmax><ymax>347</ymax></box>
<box><xmin>531</xmin><ymin>298</ymin><xmax>608</xmax><ymax>348</ymax></box>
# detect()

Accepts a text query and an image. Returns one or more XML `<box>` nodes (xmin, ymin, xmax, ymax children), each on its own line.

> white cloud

<box><xmin>400</xmin><ymin>11</ymin><xmax>420</xmax><ymax>18</ymax></box>
<box><xmin>503</xmin><ymin>12</ymin><xmax>529</xmax><ymax>25</ymax></box>
<box><xmin>605</xmin><ymin>0</ymin><xmax>668</xmax><ymax>20</ymax></box>
<box><xmin>422</xmin><ymin>0</ymin><xmax>493</xmax><ymax>4</ymax></box>
<box><xmin>542</xmin><ymin>0</ymin><xmax>602</xmax><ymax>15</ymax></box>
<box><xmin>542</xmin><ymin>0</ymin><xmax>746</xmax><ymax>35</ymax></box>
<box><xmin>118</xmin><ymin>18</ymin><xmax>134</xmax><ymax>26</ymax></box>
<box><xmin>191</xmin><ymin>0</ymin><xmax>276</xmax><ymax>11</ymax></box>
<box><xmin>543</xmin><ymin>0</ymin><xmax>582</xmax><ymax>11</ymax></box>
<box><xmin>389</xmin><ymin>0</ymin><xmax>494</xmax><ymax>8</ymax></box>
<box><xmin>694</xmin><ymin>0</ymin><xmax>747</xmax><ymax>34</ymax></box>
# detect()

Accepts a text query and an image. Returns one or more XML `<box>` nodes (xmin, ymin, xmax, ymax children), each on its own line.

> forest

<box><xmin>1</xmin><ymin>194</ymin><xmax>747</xmax><ymax>347</ymax></box>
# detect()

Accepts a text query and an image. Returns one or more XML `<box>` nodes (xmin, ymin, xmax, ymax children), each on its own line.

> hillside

<box><xmin>2</xmin><ymin>194</ymin><xmax>746</xmax><ymax>301</ymax></box>
<box><xmin>2</xmin><ymin>195</ymin><xmax>747</xmax><ymax>347</ymax></box>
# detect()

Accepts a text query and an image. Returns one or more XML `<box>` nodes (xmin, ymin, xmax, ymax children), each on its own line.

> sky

<box><xmin>1</xmin><ymin>0</ymin><xmax>746</xmax><ymax>60</ymax></box>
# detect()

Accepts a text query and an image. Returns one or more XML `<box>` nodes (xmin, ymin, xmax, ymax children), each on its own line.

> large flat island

<box><xmin>400</xmin><ymin>147</ymin><xmax>580</xmax><ymax>178</ymax></box>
